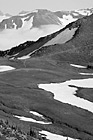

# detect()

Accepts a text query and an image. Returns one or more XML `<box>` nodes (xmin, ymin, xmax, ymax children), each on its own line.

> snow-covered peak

<box><xmin>0</xmin><ymin>8</ymin><xmax>93</xmax><ymax>31</ymax></box>
<box><xmin>55</xmin><ymin>8</ymin><xmax>93</xmax><ymax>20</ymax></box>
<box><xmin>75</xmin><ymin>9</ymin><xmax>92</xmax><ymax>16</ymax></box>
<box><xmin>58</xmin><ymin>15</ymin><xmax>77</xmax><ymax>26</ymax></box>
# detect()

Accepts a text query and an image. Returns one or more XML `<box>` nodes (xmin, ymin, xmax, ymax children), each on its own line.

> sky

<box><xmin>0</xmin><ymin>0</ymin><xmax>92</xmax><ymax>15</ymax></box>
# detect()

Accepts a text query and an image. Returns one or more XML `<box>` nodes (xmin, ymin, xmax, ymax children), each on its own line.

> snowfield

<box><xmin>17</xmin><ymin>55</ymin><xmax>30</xmax><ymax>60</ymax></box>
<box><xmin>39</xmin><ymin>130</ymin><xmax>79</xmax><ymax>140</ymax></box>
<box><xmin>22</xmin><ymin>16</ymin><xmax>34</xmax><ymax>30</ymax></box>
<box><xmin>75</xmin><ymin>9</ymin><xmax>91</xmax><ymax>16</ymax></box>
<box><xmin>58</xmin><ymin>15</ymin><xmax>77</xmax><ymax>26</ymax></box>
<box><xmin>79</xmin><ymin>73</ymin><xmax>93</xmax><ymax>75</ymax></box>
<box><xmin>39</xmin><ymin>78</ymin><xmax>93</xmax><ymax>113</ymax></box>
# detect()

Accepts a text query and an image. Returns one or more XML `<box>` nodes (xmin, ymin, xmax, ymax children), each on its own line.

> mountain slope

<box><xmin>1</xmin><ymin>10</ymin><xmax>93</xmax><ymax>140</ymax></box>
<box><xmin>0</xmin><ymin>8</ymin><xmax>93</xmax><ymax>50</ymax></box>
<box><xmin>26</xmin><ymin>13</ymin><xmax>93</xmax><ymax>64</ymax></box>
<box><xmin>0</xmin><ymin>20</ymin><xmax>79</xmax><ymax>58</ymax></box>
<box><xmin>1</xmin><ymin>13</ymin><xmax>93</xmax><ymax>63</ymax></box>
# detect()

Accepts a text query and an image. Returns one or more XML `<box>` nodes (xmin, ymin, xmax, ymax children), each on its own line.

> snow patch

<box><xmin>5</xmin><ymin>24</ymin><xmax>7</xmax><ymax>29</ymax></box>
<box><xmin>80</xmin><ymin>73</ymin><xmax>93</xmax><ymax>75</ymax></box>
<box><xmin>30</xmin><ymin>111</ymin><xmax>45</xmax><ymax>119</ymax></box>
<box><xmin>21</xmin><ymin>17</ymin><xmax>28</xmax><ymax>28</ymax></box>
<box><xmin>0</xmin><ymin>65</ymin><xmax>15</xmax><ymax>72</ymax></box>
<box><xmin>70</xmin><ymin>64</ymin><xmax>86</xmax><ymax>68</ymax></box>
<box><xmin>39</xmin><ymin>78</ymin><xmax>93</xmax><ymax>113</ymax></box>
<box><xmin>73</xmin><ymin>13</ymin><xmax>79</xmax><ymax>16</ymax></box>
<box><xmin>58</xmin><ymin>15</ymin><xmax>77</xmax><ymax>26</ymax></box>
<box><xmin>17</xmin><ymin>55</ymin><xmax>30</xmax><ymax>60</ymax></box>
<box><xmin>39</xmin><ymin>130</ymin><xmax>79</xmax><ymax>140</ymax></box>
<box><xmin>75</xmin><ymin>9</ymin><xmax>92</xmax><ymax>16</ymax></box>
<box><xmin>14</xmin><ymin>115</ymin><xmax>52</xmax><ymax>124</ymax></box>
<box><xmin>13</xmin><ymin>22</ymin><xmax>17</xmax><ymax>29</ymax></box>
<box><xmin>32</xmin><ymin>9</ymin><xmax>38</xmax><ymax>13</ymax></box>
<box><xmin>22</xmin><ymin>16</ymin><xmax>34</xmax><ymax>30</ymax></box>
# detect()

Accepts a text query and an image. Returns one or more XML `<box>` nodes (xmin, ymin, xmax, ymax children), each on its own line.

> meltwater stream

<box><xmin>39</xmin><ymin>78</ymin><xmax>93</xmax><ymax>113</ymax></box>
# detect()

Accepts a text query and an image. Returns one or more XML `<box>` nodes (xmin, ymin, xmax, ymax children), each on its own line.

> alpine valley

<box><xmin>0</xmin><ymin>8</ymin><xmax>93</xmax><ymax>140</ymax></box>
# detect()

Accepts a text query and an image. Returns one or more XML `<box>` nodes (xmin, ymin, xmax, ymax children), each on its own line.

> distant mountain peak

<box><xmin>19</xmin><ymin>10</ymin><xmax>30</xmax><ymax>15</ymax></box>
<box><xmin>0</xmin><ymin>8</ymin><xmax>93</xmax><ymax>51</ymax></box>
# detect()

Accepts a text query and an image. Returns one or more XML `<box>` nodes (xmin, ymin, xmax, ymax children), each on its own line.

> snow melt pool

<box><xmin>39</xmin><ymin>78</ymin><xmax>93</xmax><ymax>113</ymax></box>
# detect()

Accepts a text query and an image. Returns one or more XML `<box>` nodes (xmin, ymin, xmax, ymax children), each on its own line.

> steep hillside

<box><xmin>0</xmin><ymin>13</ymin><xmax>92</xmax><ymax>64</ymax></box>
<box><xmin>28</xmin><ymin>14</ymin><xmax>93</xmax><ymax>64</ymax></box>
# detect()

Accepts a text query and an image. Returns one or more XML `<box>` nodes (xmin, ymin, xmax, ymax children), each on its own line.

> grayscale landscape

<box><xmin>0</xmin><ymin>0</ymin><xmax>93</xmax><ymax>139</ymax></box>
